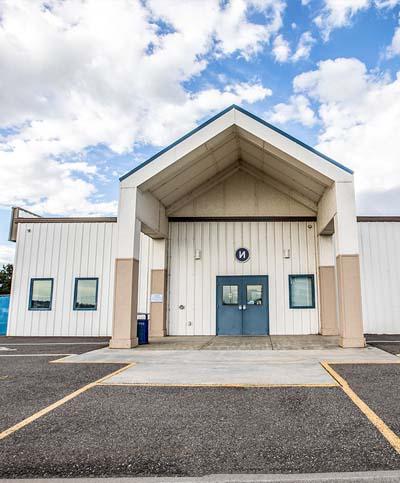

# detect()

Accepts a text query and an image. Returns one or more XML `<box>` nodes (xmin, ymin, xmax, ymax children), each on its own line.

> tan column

<box><xmin>150</xmin><ymin>269</ymin><xmax>167</xmax><ymax>336</ymax></box>
<box><xmin>110</xmin><ymin>186</ymin><xmax>141</xmax><ymax>349</ymax></box>
<box><xmin>333</xmin><ymin>182</ymin><xmax>365</xmax><ymax>348</ymax></box>
<box><xmin>318</xmin><ymin>235</ymin><xmax>338</xmax><ymax>336</ymax></box>
<box><xmin>336</xmin><ymin>254</ymin><xmax>365</xmax><ymax>348</ymax></box>
<box><xmin>319</xmin><ymin>266</ymin><xmax>338</xmax><ymax>335</ymax></box>
<box><xmin>149</xmin><ymin>238</ymin><xmax>167</xmax><ymax>337</ymax></box>
<box><xmin>110</xmin><ymin>258</ymin><xmax>139</xmax><ymax>348</ymax></box>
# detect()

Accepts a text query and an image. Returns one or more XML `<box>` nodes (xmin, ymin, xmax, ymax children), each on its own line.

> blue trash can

<box><xmin>137</xmin><ymin>313</ymin><xmax>149</xmax><ymax>345</ymax></box>
<box><xmin>0</xmin><ymin>295</ymin><xmax>10</xmax><ymax>336</ymax></box>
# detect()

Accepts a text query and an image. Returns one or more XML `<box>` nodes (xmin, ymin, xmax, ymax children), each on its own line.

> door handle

<box><xmin>238</xmin><ymin>305</ymin><xmax>242</xmax><ymax>310</ymax></box>
<box><xmin>242</xmin><ymin>305</ymin><xmax>247</xmax><ymax>310</ymax></box>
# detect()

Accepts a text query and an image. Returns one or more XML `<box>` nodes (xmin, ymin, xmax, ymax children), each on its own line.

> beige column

<box><xmin>318</xmin><ymin>235</ymin><xmax>338</xmax><ymax>336</ymax></box>
<box><xmin>336</xmin><ymin>254</ymin><xmax>364</xmax><ymax>348</ymax></box>
<box><xmin>149</xmin><ymin>238</ymin><xmax>167</xmax><ymax>337</ymax></box>
<box><xmin>110</xmin><ymin>187</ymin><xmax>141</xmax><ymax>349</ymax></box>
<box><xmin>334</xmin><ymin>182</ymin><xmax>365</xmax><ymax>348</ymax></box>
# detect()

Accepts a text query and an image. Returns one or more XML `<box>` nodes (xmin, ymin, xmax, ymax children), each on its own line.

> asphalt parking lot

<box><xmin>0</xmin><ymin>336</ymin><xmax>109</xmax><ymax>354</ymax></box>
<box><xmin>366</xmin><ymin>334</ymin><xmax>400</xmax><ymax>355</ymax></box>
<box><xmin>0</xmin><ymin>337</ymin><xmax>399</xmax><ymax>478</ymax></box>
<box><xmin>2</xmin><ymin>385</ymin><xmax>400</xmax><ymax>478</ymax></box>
<box><xmin>333</xmin><ymin>363</ymin><xmax>400</xmax><ymax>436</ymax></box>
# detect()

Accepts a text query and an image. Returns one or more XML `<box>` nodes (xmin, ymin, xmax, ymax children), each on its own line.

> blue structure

<box><xmin>137</xmin><ymin>313</ymin><xmax>149</xmax><ymax>345</ymax></box>
<box><xmin>0</xmin><ymin>295</ymin><xmax>10</xmax><ymax>336</ymax></box>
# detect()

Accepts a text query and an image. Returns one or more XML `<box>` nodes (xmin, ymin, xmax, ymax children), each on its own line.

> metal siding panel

<box><xmin>359</xmin><ymin>222</ymin><xmax>400</xmax><ymax>334</ymax></box>
<box><xmin>168</xmin><ymin>220</ymin><xmax>318</xmax><ymax>335</ymax></box>
<box><xmin>9</xmin><ymin>222</ymin><xmax>117</xmax><ymax>337</ymax></box>
<box><xmin>194</xmin><ymin>222</ymin><xmax>203</xmax><ymax>334</ymax></box>
<box><xmin>52</xmin><ymin>224</ymin><xmax>63</xmax><ymax>336</ymax></box>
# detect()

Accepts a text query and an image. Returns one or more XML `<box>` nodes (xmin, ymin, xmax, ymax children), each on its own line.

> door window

<box><xmin>247</xmin><ymin>284</ymin><xmax>263</xmax><ymax>305</ymax></box>
<box><xmin>222</xmin><ymin>285</ymin><xmax>239</xmax><ymax>305</ymax></box>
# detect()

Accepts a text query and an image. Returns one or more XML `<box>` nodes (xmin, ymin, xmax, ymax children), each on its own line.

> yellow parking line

<box><xmin>0</xmin><ymin>363</ymin><xmax>135</xmax><ymax>441</ymax></box>
<box><xmin>321</xmin><ymin>361</ymin><xmax>400</xmax><ymax>454</ymax></box>
<box><xmin>321</xmin><ymin>360</ymin><xmax>400</xmax><ymax>365</ymax></box>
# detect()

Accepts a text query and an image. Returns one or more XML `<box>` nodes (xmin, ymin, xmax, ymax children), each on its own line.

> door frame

<box><xmin>216</xmin><ymin>275</ymin><xmax>269</xmax><ymax>336</ymax></box>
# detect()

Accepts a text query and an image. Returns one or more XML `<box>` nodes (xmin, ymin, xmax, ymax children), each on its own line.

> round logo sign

<box><xmin>235</xmin><ymin>247</ymin><xmax>250</xmax><ymax>263</ymax></box>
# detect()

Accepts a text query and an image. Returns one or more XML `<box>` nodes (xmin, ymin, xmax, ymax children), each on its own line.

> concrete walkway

<box><xmin>58</xmin><ymin>344</ymin><xmax>397</xmax><ymax>386</ymax></box>
<box><xmin>129</xmin><ymin>335</ymin><xmax>341</xmax><ymax>351</ymax></box>
<box><xmin>5</xmin><ymin>471</ymin><xmax>400</xmax><ymax>482</ymax></box>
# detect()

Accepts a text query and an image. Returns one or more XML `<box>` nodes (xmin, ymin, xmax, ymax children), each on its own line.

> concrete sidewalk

<box><xmin>58</xmin><ymin>346</ymin><xmax>397</xmax><ymax>385</ymax></box>
<box><xmin>4</xmin><ymin>470</ymin><xmax>400</xmax><ymax>481</ymax></box>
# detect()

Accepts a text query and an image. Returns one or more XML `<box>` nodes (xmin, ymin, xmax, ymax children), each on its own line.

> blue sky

<box><xmin>1</xmin><ymin>0</ymin><xmax>400</xmax><ymax>264</ymax></box>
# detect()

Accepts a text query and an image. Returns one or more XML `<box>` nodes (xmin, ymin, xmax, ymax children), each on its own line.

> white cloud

<box><xmin>386</xmin><ymin>17</ymin><xmax>400</xmax><ymax>58</ymax></box>
<box><xmin>0</xmin><ymin>0</ymin><xmax>279</xmax><ymax>216</ymax></box>
<box><xmin>268</xmin><ymin>95</ymin><xmax>317</xmax><ymax>127</ymax></box>
<box><xmin>314</xmin><ymin>0</ymin><xmax>370</xmax><ymax>39</ymax></box>
<box><xmin>272</xmin><ymin>31</ymin><xmax>315</xmax><ymax>64</ymax></box>
<box><xmin>292</xmin><ymin>31</ymin><xmax>316</xmax><ymax>61</ymax></box>
<box><xmin>0</xmin><ymin>245</ymin><xmax>14</xmax><ymax>265</ymax></box>
<box><xmin>283</xmin><ymin>58</ymin><xmax>400</xmax><ymax>212</ymax></box>
<box><xmin>314</xmin><ymin>0</ymin><xmax>400</xmax><ymax>39</ymax></box>
<box><xmin>272</xmin><ymin>34</ymin><xmax>291</xmax><ymax>62</ymax></box>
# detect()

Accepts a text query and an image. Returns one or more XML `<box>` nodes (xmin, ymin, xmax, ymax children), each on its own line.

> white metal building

<box><xmin>7</xmin><ymin>106</ymin><xmax>400</xmax><ymax>343</ymax></box>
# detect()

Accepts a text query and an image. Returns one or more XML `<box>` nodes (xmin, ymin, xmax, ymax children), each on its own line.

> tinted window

<box><xmin>29</xmin><ymin>279</ymin><xmax>53</xmax><ymax>310</ymax></box>
<box><xmin>289</xmin><ymin>275</ymin><xmax>315</xmax><ymax>309</ymax></box>
<box><xmin>74</xmin><ymin>278</ymin><xmax>98</xmax><ymax>310</ymax></box>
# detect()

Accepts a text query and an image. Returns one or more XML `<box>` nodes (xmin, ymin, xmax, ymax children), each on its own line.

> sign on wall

<box><xmin>235</xmin><ymin>247</ymin><xmax>250</xmax><ymax>263</ymax></box>
<box><xmin>150</xmin><ymin>293</ymin><xmax>163</xmax><ymax>303</ymax></box>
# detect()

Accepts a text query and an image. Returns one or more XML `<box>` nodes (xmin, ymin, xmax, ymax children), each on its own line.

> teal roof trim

<box><xmin>120</xmin><ymin>104</ymin><xmax>353</xmax><ymax>182</ymax></box>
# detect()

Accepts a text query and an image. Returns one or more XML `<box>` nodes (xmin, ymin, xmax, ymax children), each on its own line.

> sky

<box><xmin>1</xmin><ymin>0</ymin><xmax>400</xmax><ymax>265</ymax></box>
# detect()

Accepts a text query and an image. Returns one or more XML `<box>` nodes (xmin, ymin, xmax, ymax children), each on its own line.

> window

<box><xmin>222</xmin><ymin>285</ymin><xmax>239</xmax><ymax>305</ymax></box>
<box><xmin>73</xmin><ymin>278</ymin><xmax>98</xmax><ymax>311</ymax></box>
<box><xmin>289</xmin><ymin>275</ymin><xmax>315</xmax><ymax>309</ymax></box>
<box><xmin>29</xmin><ymin>278</ymin><xmax>53</xmax><ymax>311</ymax></box>
<box><xmin>247</xmin><ymin>284</ymin><xmax>263</xmax><ymax>305</ymax></box>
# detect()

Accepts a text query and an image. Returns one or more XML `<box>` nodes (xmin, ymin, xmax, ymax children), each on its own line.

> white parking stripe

<box><xmin>0</xmin><ymin>354</ymin><xmax>77</xmax><ymax>357</ymax></box>
<box><xmin>0</xmin><ymin>342</ymin><xmax>108</xmax><ymax>346</ymax></box>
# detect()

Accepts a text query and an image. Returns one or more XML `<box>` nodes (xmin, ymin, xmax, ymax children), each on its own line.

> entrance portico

<box><xmin>110</xmin><ymin>105</ymin><xmax>365</xmax><ymax>349</ymax></box>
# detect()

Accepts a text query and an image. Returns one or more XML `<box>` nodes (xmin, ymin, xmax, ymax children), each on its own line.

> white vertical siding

<box><xmin>8</xmin><ymin>223</ymin><xmax>152</xmax><ymax>337</ymax></box>
<box><xmin>138</xmin><ymin>233</ymin><xmax>152</xmax><ymax>314</ymax></box>
<box><xmin>168</xmin><ymin>221</ymin><xmax>319</xmax><ymax>335</ymax></box>
<box><xmin>359</xmin><ymin>222</ymin><xmax>400</xmax><ymax>334</ymax></box>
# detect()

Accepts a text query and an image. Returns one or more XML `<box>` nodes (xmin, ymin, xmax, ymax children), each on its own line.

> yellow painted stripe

<box><xmin>97</xmin><ymin>382</ymin><xmax>338</xmax><ymax>388</ymax></box>
<box><xmin>0</xmin><ymin>363</ymin><xmax>135</xmax><ymax>441</ymax></box>
<box><xmin>321</xmin><ymin>360</ymin><xmax>400</xmax><ymax>365</ymax></box>
<box><xmin>321</xmin><ymin>361</ymin><xmax>400</xmax><ymax>454</ymax></box>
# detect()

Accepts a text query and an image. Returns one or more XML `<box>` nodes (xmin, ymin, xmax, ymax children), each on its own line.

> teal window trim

<box><xmin>289</xmin><ymin>274</ymin><xmax>315</xmax><ymax>309</ymax></box>
<box><xmin>28</xmin><ymin>278</ymin><xmax>54</xmax><ymax>311</ymax></box>
<box><xmin>73</xmin><ymin>277</ymin><xmax>99</xmax><ymax>311</ymax></box>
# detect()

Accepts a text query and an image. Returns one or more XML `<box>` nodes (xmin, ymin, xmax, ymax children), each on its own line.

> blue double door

<box><xmin>216</xmin><ymin>275</ymin><xmax>269</xmax><ymax>336</ymax></box>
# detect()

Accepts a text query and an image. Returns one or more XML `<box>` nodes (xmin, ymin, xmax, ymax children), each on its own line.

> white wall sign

<box><xmin>150</xmin><ymin>293</ymin><xmax>163</xmax><ymax>303</ymax></box>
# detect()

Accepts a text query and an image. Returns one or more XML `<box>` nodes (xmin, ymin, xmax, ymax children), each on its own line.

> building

<box><xmin>7</xmin><ymin>106</ymin><xmax>400</xmax><ymax>345</ymax></box>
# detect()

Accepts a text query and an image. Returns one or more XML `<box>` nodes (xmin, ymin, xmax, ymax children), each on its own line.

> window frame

<box><xmin>28</xmin><ymin>278</ymin><xmax>54</xmax><ymax>311</ymax></box>
<box><xmin>73</xmin><ymin>277</ymin><xmax>99</xmax><ymax>311</ymax></box>
<box><xmin>289</xmin><ymin>274</ymin><xmax>315</xmax><ymax>309</ymax></box>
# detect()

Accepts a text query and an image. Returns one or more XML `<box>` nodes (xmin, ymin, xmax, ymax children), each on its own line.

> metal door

<box><xmin>216</xmin><ymin>276</ymin><xmax>243</xmax><ymax>335</ymax></box>
<box><xmin>216</xmin><ymin>276</ymin><xmax>269</xmax><ymax>335</ymax></box>
<box><xmin>242</xmin><ymin>275</ymin><xmax>269</xmax><ymax>335</ymax></box>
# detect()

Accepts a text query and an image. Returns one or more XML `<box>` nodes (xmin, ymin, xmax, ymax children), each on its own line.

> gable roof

<box><xmin>120</xmin><ymin>104</ymin><xmax>353</xmax><ymax>182</ymax></box>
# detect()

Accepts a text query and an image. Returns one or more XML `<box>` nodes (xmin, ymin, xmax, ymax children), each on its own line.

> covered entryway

<box><xmin>216</xmin><ymin>275</ymin><xmax>269</xmax><ymax>336</ymax></box>
<box><xmin>111</xmin><ymin>105</ymin><xmax>365</xmax><ymax>349</ymax></box>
